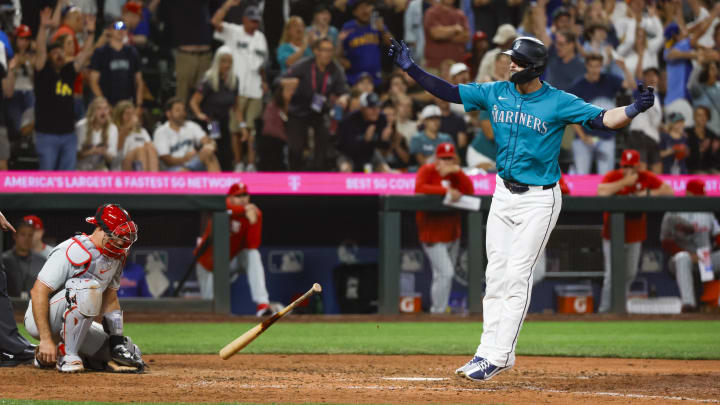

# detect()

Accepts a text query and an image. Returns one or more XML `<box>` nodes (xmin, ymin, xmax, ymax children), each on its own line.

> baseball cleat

<box><xmin>455</xmin><ymin>356</ymin><xmax>482</xmax><ymax>377</ymax></box>
<box><xmin>56</xmin><ymin>354</ymin><xmax>84</xmax><ymax>373</ymax></box>
<box><xmin>462</xmin><ymin>357</ymin><xmax>511</xmax><ymax>381</ymax></box>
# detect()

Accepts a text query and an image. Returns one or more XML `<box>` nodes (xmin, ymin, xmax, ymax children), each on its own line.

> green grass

<box><xmin>17</xmin><ymin>320</ymin><xmax>720</xmax><ymax>360</ymax></box>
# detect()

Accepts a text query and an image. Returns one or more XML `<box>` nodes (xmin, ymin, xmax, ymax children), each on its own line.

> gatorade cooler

<box><xmin>399</xmin><ymin>294</ymin><xmax>422</xmax><ymax>313</ymax></box>
<box><xmin>555</xmin><ymin>285</ymin><xmax>594</xmax><ymax>314</ymax></box>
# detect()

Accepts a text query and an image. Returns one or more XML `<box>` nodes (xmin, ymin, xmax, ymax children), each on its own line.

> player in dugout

<box><xmin>195</xmin><ymin>183</ymin><xmax>281</xmax><ymax>317</ymax></box>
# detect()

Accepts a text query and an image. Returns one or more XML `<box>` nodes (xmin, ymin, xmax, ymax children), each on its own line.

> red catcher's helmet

<box><xmin>86</xmin><ymin>204</ymin><xmax>138</xmax><ymax>258</ymax></box>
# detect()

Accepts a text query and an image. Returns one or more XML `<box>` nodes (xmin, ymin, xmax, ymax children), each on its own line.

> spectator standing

<box><xmin>337</xmin><ymin>92</ymin><xmax>391</xmax><ymax>172</ymax></box>
<box><xmin>410</xmin><ymin>104</ymin><xmax>455</xmax><ymax>167</ymax></box>
<box><xmin>542</xmin><ymin>31</ymin><xmax>586</xmax><ymax>92</ymax></box>
<box><xmin>0</xmin><ymin>213</ymin><xmax>35</xmax><ymax>368</ymax></box>
<box><xmin>258</xmin><ymin>82</ymin><xmax>294</xmax><ymax>171</ymax></box>
<box><xmin>404</xmin><ymin>0</ymin><xmax>432</xmax><ymax>64</ymax></box>
<box><xmin>663</xmin><ymin>23</ymin><xmax>697</xmax><ymax>127</ymax></box>
<box><xmin>659</xmin><ymin>112</ymin><xmax>690</xmax><ymax>175</ymax></box>
<box><xmin>435</xmin><ymin>96</ymin><xmax>469</xmax><ymax>166</ymax></box>
<box><xmin>283</xmin><ymin>38</ymin><xmax>349</xmax><ymax>171</ymax></box>
<box><xmin>627</xmin><ymin>67</ymin><xmax>663</xmax><ymax>173</ymax></box>
<box><xmin>466</xmin><ymin>110</ymin><xmax>496</xmax><ymax>171</ymax></box>
<box><xmin>393</xmin><ymin>93</ymin><xmax>418</xmax><ymax>144</ymax></box>
<box><xmin>189</xmin><ymin>46</ymin><xmax>241</xmax><ymax>172</ymax></box>
<box><xmin>415</xmin><ymin>142</ymin><xmax>474</xmax><ymax>313</ymax></box>
<box><xmin>471</xmin><ymin>0</ymin><xmax>512</xmax><ymax>43</ymax></box>
<box><xmin>686</xmin><ymin>106</ymin><xmax>719</xmax><ymax>174</ymax></box>
<box><xmin>660</xmin><ymin>179</ymin><xmax>720</xmax><ymax>312</ymax></box>
<box><xmin>307</xmin><ymin>4</ymin><xmax>339</xmax><ymax>46</ymax></box>
<box><xmin>34</xmin><ymin>8</ymin><xmax>96</xmax><ymax>171</ymax></box>
<box><xmin>159</xmin><ymin>0</ymin><xmax>214</xmax><ymax>103</ymax></box>
<box><xmin>89</xmin><ymin>21</ymin><xmax>144</xmax><ymax>108</ymax></box>
<box><xmin>212</xmin><ymin>3</ymin><xmax>268</xmax><ymax>173</ymax></box>
<box><xmin>113</xmin><ymin>100</ymin><xmax>158</xmax><ymax>171</ymax></box>
<box><xmin>51</xmin><ymin>5</ymin><xmax>85</xmax><ymax>119</ymax></box>
<box><xmin>423</xmin><ymin>0</ymin><xmax>470</xmax><ymax>70</ymax></box>
<box><xmin>689</xmin><ymin>61</ymin><xmax>720</xmax><ymax>132</ymax></box>
<box><xmin>614</xmin><ymin>0</ymin><xmax>663</xmax><ymax>72</ymax></box>
<box><xmin>569</xmin><ymin>54</ymin><xmax>634</xmax><ymax>175</ymax></box>
<box><xmin>277</xmin><ymin>16</ymin><xmax>314</xmax><ymax>76</ymax></box>
<box><xmin>377</xmin><ymin>103</ymin><xmax>410</xmax><ymax>172</ymax></box>
<box><xmin>338</xmin><ymin>0</ymin><xmax>391</xmax><ymax>86</ymax></box>
<box><xmin>475</xmin><ymin>23</ymin><xmax>516</xmax><ymax>83</ymax></box>
<box><xmin>596</xmin><ymin>149</ymin><xmax>673</xmax><ymax>313</ymax></box>
<box><xmin>22</xmin><ymin>215</ymin><xmax>54</xmax><ymax>259</ymax></box>
<box><xmin>7</xmin><ymin>25</ymin><xmax>34</xmax><ymax>138</ymax></box>
<box><xmin>75</xmin><ymin>97</ymin><xmax>118</xmax><ymax>171</ymax></box>
<box><xmin>478</xmin><ymin>52</ymin><xmax>510</xmax><ymax>83</ymax></box>
<box><xmin>1</xmin><ymin>219</ymin><xmax>46</xmax><ymax>298</ymax></box>
<box><xmin>153</xmin><ymin>97</ymin><xmax>221</xmax><ymax>172</ymax></box>
<box><xmin>465</xmin><ymin>30</ymin><xmax>489</xmax><ymax>80</ymax></box>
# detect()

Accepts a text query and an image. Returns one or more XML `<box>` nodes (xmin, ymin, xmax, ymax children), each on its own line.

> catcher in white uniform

<box><xmin>660</xmin><ymin>179</ymin><xmax>720</xmax><ymax>311</ymax></box>
<box><xmin>25</xmin><ymin>204</ymin><xmax>146</xmax><ymax>373</ymax></box>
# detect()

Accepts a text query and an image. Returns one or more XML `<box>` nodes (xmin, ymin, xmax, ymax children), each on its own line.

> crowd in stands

<box><xmin>0</xmin><ymin>0</ymin><xmax>718</xmax><ymax>175</ymax></box>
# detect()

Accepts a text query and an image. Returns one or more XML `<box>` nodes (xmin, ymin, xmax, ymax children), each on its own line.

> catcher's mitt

<box><xmin>107</xmin><ymin>336</ymin><xmax>148</xmax><ymax>373</ymax></box>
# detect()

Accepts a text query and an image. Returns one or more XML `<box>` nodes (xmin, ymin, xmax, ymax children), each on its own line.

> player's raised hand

<box><xmin>388</xmin><ymin>38</ymin><xmax>414</xmax><ymax>71</ymax></box>
<box><xmin>625</xmin><ymin>83</ymin><xmax>654</xmax><ymax>118</ymax></box>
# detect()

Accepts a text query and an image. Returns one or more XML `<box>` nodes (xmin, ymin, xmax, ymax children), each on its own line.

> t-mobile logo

<box><xmin>288</xmin><ymin>175</ymin><xmax>301</xmax><ymax>191</ymax></box>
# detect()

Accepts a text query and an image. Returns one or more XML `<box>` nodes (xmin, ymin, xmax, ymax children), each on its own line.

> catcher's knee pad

<box><xmin>65</xmin><ymin>278</ymin><xmax>102</xmax><ymax>317</ymax></box>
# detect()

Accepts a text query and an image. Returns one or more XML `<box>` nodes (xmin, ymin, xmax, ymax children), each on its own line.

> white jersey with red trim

<box><xmin>35</xmin><ymin>234</ymin><xmax>123</xmax><ymax>294</ymax></box>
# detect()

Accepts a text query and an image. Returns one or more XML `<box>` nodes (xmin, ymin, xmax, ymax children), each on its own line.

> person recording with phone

<box><xmin>190</xmin><ymin>46</ymin><xmax>244</xmax><ymax>172</ymax></box>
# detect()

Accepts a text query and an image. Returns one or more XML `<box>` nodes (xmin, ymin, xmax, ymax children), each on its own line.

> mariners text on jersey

<box><xmin>459</xmin><ymin>81</ymin><xmax>602</xmax><ymax>186</ymax></box>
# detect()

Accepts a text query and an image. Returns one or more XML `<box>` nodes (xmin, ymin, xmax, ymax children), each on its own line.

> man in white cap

<box><xmin>475</xmin><ymin>23</ymin><xmax>517</xmax><ymax>83</ymax></box>
<box><xmin>410</xmin><ymin>105</ymin><xmax>455</xmax><ymax>167</ymax></box>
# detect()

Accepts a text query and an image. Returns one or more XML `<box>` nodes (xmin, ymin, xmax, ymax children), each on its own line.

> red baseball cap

<box><xmin>228</xmin><ymin>182</ymin><xmax>249</xmax><ymax>196</ymax></box>
<box><xmin>435</xmin><ymin>143</ymin><xmax>456</xmax><ymax>159</ymax></box>
<box><xmin>23</xmin><ymin>215</ymin><xmax>43</xmax><ymax>230</ymax></box>
<box><xmin>123</xmin><ymin>1</ymin><xmax>143</xmax><ymax>15</ymax></box>
<box><xmin>686</xmin><ymin>179</ymin><xmax>705</xmax><ymax>196</ymax></box>
<box><xmin>473</xmin><ymin>30</ymin><xmax>488</xmax><ymax>42</ymax></box>
<box><xmin>620</xmin><ymin>149</ymin><xmax>640</xmax><ymax>166</ymax></box>
<box><xmin>15</xmin><ymin>24</ymin><xmax>31</xmax><ymax>38</ymax></box>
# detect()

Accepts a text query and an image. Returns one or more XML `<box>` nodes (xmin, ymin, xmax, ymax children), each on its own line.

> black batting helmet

<box><xmin>502</xmin><ymin>36</ymin><xmax>548</xmax><ymax>84</ymax></box>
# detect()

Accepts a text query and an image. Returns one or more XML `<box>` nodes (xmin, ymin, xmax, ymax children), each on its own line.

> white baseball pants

<box><xmin>668</xmin><ymin>250</ymin><xmax>720</xmax><ymax>307</ymax></box>
<box><xmin>599</xmin><ymin>240</ymin><xmax>642</xmax><ymax>313</ymax></box>
<box><xmin>476</xmin><ymin>178</ymin><xmax>561</xmax><ymax>367</ymax></box>
<box><xmin>421</xmin><ymin>239</ymin><xmax>460</xmax><ymax>313</ymax></box>
<box><xmin>196</xmin><ymin>249</ymin><xmax>269</xmax><ymax>304</ymax></box>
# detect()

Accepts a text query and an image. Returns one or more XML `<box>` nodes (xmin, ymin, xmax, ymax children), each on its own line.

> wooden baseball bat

<box><xmin>219</xmin><ymin>283</ymin><xmax>322</xmax><ymax>360</ymax></box>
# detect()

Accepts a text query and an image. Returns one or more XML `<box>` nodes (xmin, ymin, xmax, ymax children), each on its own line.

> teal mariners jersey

<box><xmin>459</xmin><ymin>81</ymin><xmax>603</xmax><ymax>185</ymax></box>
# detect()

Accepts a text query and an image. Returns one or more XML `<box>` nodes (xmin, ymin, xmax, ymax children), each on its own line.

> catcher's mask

<box><xmin>86</xmin><ymin>204</ymin><xmax>138</xmax><ymax>259</ymax></box>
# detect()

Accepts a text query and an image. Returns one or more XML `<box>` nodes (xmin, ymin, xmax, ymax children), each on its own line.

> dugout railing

<box><xmin>379</xmin><ymin>195</ymin><xmax>720</xmax><ymax>315</ymax></box>
<box><xmin>0</xmin><ymin>193</ymin><xmax>233</xmax><ymax>314</ymax></box>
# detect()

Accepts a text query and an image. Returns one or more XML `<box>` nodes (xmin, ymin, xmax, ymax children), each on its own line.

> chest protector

<box><xmin>66</xmin><ymin>235</ymin><xmax>102</xmax><ymax>278</ymax></box>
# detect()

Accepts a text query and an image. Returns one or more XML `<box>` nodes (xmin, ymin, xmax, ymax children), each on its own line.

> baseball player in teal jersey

<box><xmin>389</xmin><ymin>36</ymin><xmax>655</xmax><ymax>381</ymax></box>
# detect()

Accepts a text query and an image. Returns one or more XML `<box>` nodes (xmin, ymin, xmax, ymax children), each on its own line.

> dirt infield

<box><xmin>3</xmin><ymin>354</ymin><xmax>720</xmax><ymax>404</ymax></box>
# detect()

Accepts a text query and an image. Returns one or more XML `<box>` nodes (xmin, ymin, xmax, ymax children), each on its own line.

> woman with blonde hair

<box><xmin>113</xmin><ymin>100</ymin><xmax>158</xmax><ymax>171</ymax></box>
<box><xmin>277</xmin><ymin>16</ymin><xmax>313</xmax><ymax>76</ymax></box>
<box><xmin>75</xmin><ymin>97</ymin><xmax>118</xmax><ymax>171</ymax></box>
<box><xmin>190</xmin><ymin>45</ymin><xmax>242</xmax><ymax>171</ymax></box>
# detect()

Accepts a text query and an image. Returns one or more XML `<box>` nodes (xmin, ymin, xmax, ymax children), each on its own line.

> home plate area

<box><xmin>2</xmin><ymin>354</ymin><xmax>719</xmax><ymax>404</ymax></box>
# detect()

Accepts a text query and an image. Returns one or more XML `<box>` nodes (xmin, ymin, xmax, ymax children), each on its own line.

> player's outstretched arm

<box><xmin>601</xmin><ymin>84</ymin><xmax>655</xmax><ymax>129</ymax></box>
<box><xmin>387</xmin><ymin>38</ymin><xmax>461</xmax><ymax>104</ymax></box>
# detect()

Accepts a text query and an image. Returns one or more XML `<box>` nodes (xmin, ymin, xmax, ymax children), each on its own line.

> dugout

<box><xmin>3</xmin><ymin>193</ymin><xmax>719</xmax><ymax>315</ymax></box>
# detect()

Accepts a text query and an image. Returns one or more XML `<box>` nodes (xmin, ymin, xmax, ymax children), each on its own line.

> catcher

<box><xmin>24</xmin><ymin>204</ymin><xmax>146</xmax><ymax>373</ymax></box>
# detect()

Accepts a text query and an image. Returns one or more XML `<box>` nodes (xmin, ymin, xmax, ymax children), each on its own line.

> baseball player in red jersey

<box><xmin>597</xmin><ymin>149</ymin><xmax>673</xmax><ymax>312</ymax></box>
<box><xmin>660</xmin><ymin>179</ymin><xmax>720</xmax><ymax>311</ymax></box>
<box><xmin>195</xmin><ymin>183</ymin><xmax>276</xmax><ymax>316</ymax></box>
<box><xmin>23</xmin><ymin>215</ymin><xmax>55</xmax><ymax>259</ymax></box>
<box><xmin>24</xmin><ymin>204</ymin><xmax>146</xmax><ymax>373</ymax></box>
<box><xmin>415</xmin><ymin>143</ymin><xmax>474</xmax><ymax>313</ymax></box>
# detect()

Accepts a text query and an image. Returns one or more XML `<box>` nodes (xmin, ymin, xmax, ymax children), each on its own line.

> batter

<box><xmin>389</xmin><ymin>36</ymin><xmax>655</xmax><ymax>381</ymax></box>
